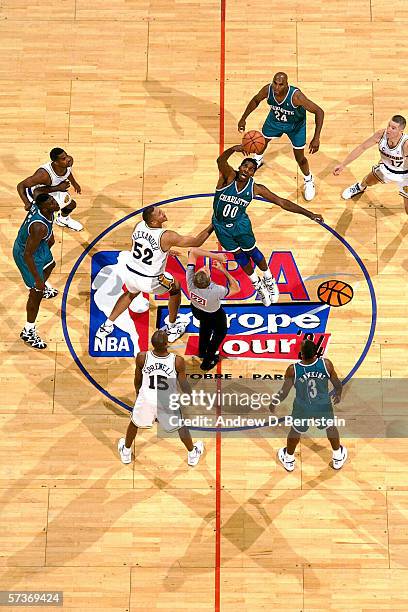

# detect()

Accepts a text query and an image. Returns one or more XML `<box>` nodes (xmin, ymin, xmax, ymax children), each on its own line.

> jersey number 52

<box><xmin>133</xmin><ymin>241</ymin><xmax>153</xmax><ymax>265</ymax></box>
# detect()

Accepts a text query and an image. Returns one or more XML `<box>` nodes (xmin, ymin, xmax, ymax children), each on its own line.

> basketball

<box><xmin>242</xmin><ymin>130</ymin><xmax>266</xmax><ymax>154</ymax></box>
<box><xmin>317</xmin><ymin>280</ymin><xmax>353</xmax><ymax>307</ymax></box>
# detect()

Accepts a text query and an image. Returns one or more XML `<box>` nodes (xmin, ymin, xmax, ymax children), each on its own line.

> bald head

<box><xmin>151</xmin><ymin>329</ymin><xmax>169</xmax><ymax>351</ymax></box>
<box><xmin>273</xmin><ymin>71</ymin><xmax>288</xmax><ymax>82</ymax></box>
<box><xmin>272</xmin><ymin>72</ymin><xmax>289</xmax><ymax>98</ymax></box>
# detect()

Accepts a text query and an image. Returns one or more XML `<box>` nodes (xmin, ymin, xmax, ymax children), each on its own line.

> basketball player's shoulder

<box><xmin>321</xmin><ymin>357</ymin><xmax>333</xmax><ymax>374</ymax></box>
<box><xmin>373</xmin><ymin>128</ymin><xmax>385</xmax><ymax>141</ymax></box>
<box><xmin>136</xmin><ymin>351</ymin><xmax>147</xmax><ymax>367</ymax></box>
<box><xmin>291</xmin><ymin>86</ymin><xmax>303</xmax><ymax>100</ymax></box>
<box><xmin>175</xmin><ymin>354</ymin><xmax>186</xmax><ymax>371</ymax></box>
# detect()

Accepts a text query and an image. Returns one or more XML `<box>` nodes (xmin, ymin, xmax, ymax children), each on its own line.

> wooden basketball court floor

<box><xmin>1</xmin><ymin>1</ymin><xmax>408</xmax><ymax>610</ymax></box>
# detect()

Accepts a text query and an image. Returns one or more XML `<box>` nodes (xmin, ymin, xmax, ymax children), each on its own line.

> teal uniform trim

<box><xmin>212</xmin><ymin>176</ymin><xmax>257</xmax><ymax>252</ymax></box>
<box><xmin>291</xmin><ymin>358</ymin><xmax>334</xmax><ymax>433</ymax></box>
<box><xmin>262</xmin><ymin>84</ymin><xmax>307</xmax><ymax>148</ymax></box>
<box><xmin>13</xmin><ymin>207</ymin><xmax>54</xmax><ymax>289</ymax></box>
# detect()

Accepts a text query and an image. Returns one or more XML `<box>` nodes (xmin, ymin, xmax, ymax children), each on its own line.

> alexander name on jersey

<box><xmin>132</xmin><ymin>229</ymin><xmax>161</xmax><ymax>251</ymax></box>
<box><xmin>218</xmin><ymin>193</ymin><xmax>250</xmax><ymax>208</ymax></box>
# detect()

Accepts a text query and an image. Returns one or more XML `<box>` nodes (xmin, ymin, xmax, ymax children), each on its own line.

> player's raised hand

<box><xmin>333</xmin><ymin>164</ymin><xmax>345</xmax><ymax>175</ymax></box>
<box><xmin>233</xmin><ymin>144</ymin><xmax>245</xmax><ymax>153</ymax></box>
<box><xmin>309</xmin><ymin>136</ymin><xmax>320</xmax><ymax>154</ymax></box>
<box><xmin>238</xmin><ymin>118</ymin><xmax>246</xmax><ymax>132</ymax></box>
<box><xmin>311</xmin><ymin>213</ymin><xmax>324</xmax><ymax>223</ymax></box>
<box><xmin>212</xmin><ymin>253</ymin><xmax>228</xmax><ymax>264</ymax></box>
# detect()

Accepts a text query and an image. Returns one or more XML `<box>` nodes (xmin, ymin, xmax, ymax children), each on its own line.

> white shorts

<box><xmin>131</xmin><ymin>399</ymin><xmax>183</xmax><ymax>433</ymax></box>
<box><xmin>27</xmin><ymin>188</ymin><xmax>72</xmax><ymax>210</ymax></box>
<box><xmin>124</xmin><ymin>267</ymin><xmax>174</xmax><ymax>295</ymax></box>
<box><xmin>372</xmin><ymin>163</ymin><xmax>408</xmax><ymax>198</ymax></box>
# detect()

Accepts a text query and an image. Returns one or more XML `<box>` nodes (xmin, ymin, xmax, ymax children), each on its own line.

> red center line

<box><xmin>215</xmin><ymin>2</ymin><xmax>226</xmax><ymax>610</ymax></box>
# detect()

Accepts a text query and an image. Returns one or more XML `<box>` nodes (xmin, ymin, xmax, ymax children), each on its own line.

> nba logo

<box><xmin>89</xmin><ymin>250</ymin><xmax>149</xmax><ymax>357</ymax></box>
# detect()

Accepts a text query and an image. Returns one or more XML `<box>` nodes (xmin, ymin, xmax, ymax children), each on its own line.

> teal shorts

<box><xmin>13</xmin><ymin>242</ymin><xmax>54</xmax><ymax>289</ymax></box>
<box><xmin>261</xmin><ymin>118</ymin><xmax>306</xmax><ymax>149</ymax></box>
<box><xmin>290</xmin><ymin>401</ymin><xmax>334</xmax><ymax>434</ymax></box>
<box><xmin>212</xmin><ymin>215</ymin><xmax>256</xmax><ymax>252</ymax></box>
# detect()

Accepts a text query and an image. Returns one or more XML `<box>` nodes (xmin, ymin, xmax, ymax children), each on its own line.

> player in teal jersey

<box><xmin>13</xmin><ymin>194</ymin><xmax>60</xmax><ymax>349</ymax></box>
<box><xmin>238</xmin><ymin>72</ymin><xmax>324</xmax><ymax>201</ymax></box>
<box><xmin>275</xmin><ymin>339</ymin><xmax>347</xmax><ymax>471</ymax></box>
<box><xmin>213</xmin><ymin>145</ymin><xmax>323</xmax><ymax>306</ymax></box>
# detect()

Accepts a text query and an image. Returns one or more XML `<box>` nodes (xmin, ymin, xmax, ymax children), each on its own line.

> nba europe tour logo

<box><xmin>88</xmin><ymin>249</ymin><xmax>352</xmax><ymax>362</ymax></box>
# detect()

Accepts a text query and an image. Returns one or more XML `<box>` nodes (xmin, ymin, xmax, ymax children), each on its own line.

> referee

<box><xmin>187</xmin><ymin>248</ymin><xmax>239</xmax><ymax>371</ymax></box>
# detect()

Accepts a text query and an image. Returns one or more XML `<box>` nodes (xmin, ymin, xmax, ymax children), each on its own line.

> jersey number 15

<box><xmin>148</xmin><ymin>374</ymin><xmax>169</xmax><ymax>390</ymax></box>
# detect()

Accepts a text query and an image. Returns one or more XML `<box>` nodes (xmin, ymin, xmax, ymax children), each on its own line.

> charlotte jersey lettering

<box><xmin>294</xmin><ymin>358</ymin><xmax>330</xmax><ymax>407</ymax></box>
<box><xmin>266</xmin><ymin>84</ymin><xmax>306</xmax><ymax>127</ymax></box>
<box><xmin>378</xmin><ymin>132</ymin><xmax>408</xmax><ymax>170</ymax></box>
<box><xmin>213</xmin><ymin>177</ymin><xmax>254</xmax><ymax>224</ymax></box>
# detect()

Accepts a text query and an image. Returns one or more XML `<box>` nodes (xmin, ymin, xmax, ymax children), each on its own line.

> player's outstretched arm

<box><xmin>333</xmin><ymin>129</ymin><xmax>383</xmax><ymax>175</ymax></box>
<box><xmin>134</xmin><ymin>353</ymin><xmax>145</xmax><ymax>396</ymax></box>
<box><xmin>176</xmin><ymin>355</ymin><xmax>192</xmax><ymax>394</ymax></box>
<box><xmin>23</xmin><ymin>223</ymin><xmax>48</xmax><ymax>291</ymax></box>
<box><xmin>238</xmin><ymin>84</ymin><xmax>269</xmax><ymax>132</ymax></box>
<box><xmin>293</xmin><ymin>90</ymin><xmax>324</xmax><ymax>154</ymax></box>
<box><xmin>254</xmin><ymin>183</ymin><xmax>324</xmax><ymax>223</ymax></box>
<box><xmin>68</xmin><ymin>171</ymin><xmax>81</xmax><ymax>194</ymax></box>
<box><xmin>217</xmin><ymin>145</ymin><xmax>245</xmax><ymax>182</ymax></box>
<box><xmin>161</xmin><ymin>224</ymin><xmax>214</xmax><ymax>251</ymax></box>
<box><xmin>17</xmin><ymin>168</ymin><xmax>51</xmax><ymax>210</ymax></box>
<box><xmin>324</xmin><ymin>358</ymin><xmax>342</xmax><ymax>404</ymax></box>
<box><xmin>187</xmin><ymin>248</ymin><xmax>227</xmax><ymax>265</ymax></box>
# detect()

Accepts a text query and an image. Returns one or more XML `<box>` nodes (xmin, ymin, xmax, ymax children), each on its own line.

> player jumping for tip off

<box><xmin>212</xmin><ymin>145</ymin><xmax>324</xmax><ymax>307</ymax></box>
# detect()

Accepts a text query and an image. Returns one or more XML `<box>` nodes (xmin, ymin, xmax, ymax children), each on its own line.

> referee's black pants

<box><xmin>191</xmin><ymin>304</ymin><xmax>228</xmax><ymax>360</ymax></box>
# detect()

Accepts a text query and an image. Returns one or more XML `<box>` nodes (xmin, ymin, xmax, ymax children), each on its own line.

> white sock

<box><xmin>304</xmin><ymin>173</ymin><xmax>312</xmax><ymax>181</ymax></box>
<box><xmin>106</xmin><ymin>318</ymin><xmax>114</xmax><ymax>326</ymax></box>
<box><xmin>252</xmin><ymin>153</ymin><xmax>263</xmax><ymax>164</ymax></box>
<box><xmin>249</xmin><ymin>272</ymin><xmax>259</xmax><ymax>285</ymax></box>
<box><xmin>285</xmin><ymin>451</ymin><xmax>295</xmax><ymax>461</ymax></box>
<box><xmin>45</xmin><ymin>281</ymin><xmax>52</xmax><ymax>289</ymax></box>
<box><xmin>358</xmin><ymin>181</ymin><xmax>366</xmax><ymax>190</ymax></box>
<box><xmin>25</xmin><ymin>322</ymin><xmax>35</xmax><ymax>331</ymax></box>
<box><xmin>263</xmin><ymin>268</ymin><xmax>273</xmax><ymax>281</ymax></box>
<box><xmin>332</xmin><ymin>447</ymin><xmax>343</xmax><ymax>460</ymax></box>
<box><xmin>124</xmin><ymin>445</ymin><xmax>131</xmax><ymax>453</ymax></box>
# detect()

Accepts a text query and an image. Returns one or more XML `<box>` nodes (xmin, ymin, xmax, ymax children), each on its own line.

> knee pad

<box><xmin>233</xmin><ymin>250</ymin><xmax>250</xmax><ymax>268</ymax></box>
<box><xmin>247</xmin><ymin>247</ymin><xmax>264</xmax><ymax>266</ymax></box>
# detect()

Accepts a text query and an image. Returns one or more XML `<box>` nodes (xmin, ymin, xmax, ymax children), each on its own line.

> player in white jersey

<box><xmin>96</xmin><ymin>205</ymin><xmax>214</xmax><ymax>343</ymax></box>
<box><xmin>118</xmin><ymin>330</ymin><xmax>204</xmax><ymax>466</ymax></box>
<box><xmin>334</xmin><ymin>115</ymin><xmax>408</xmax><ymax>213</ymax></box>
<box><xmin>17</xmin><ymin>147</ymin><xmax>83</xmax><ymax>231</ymax></box>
